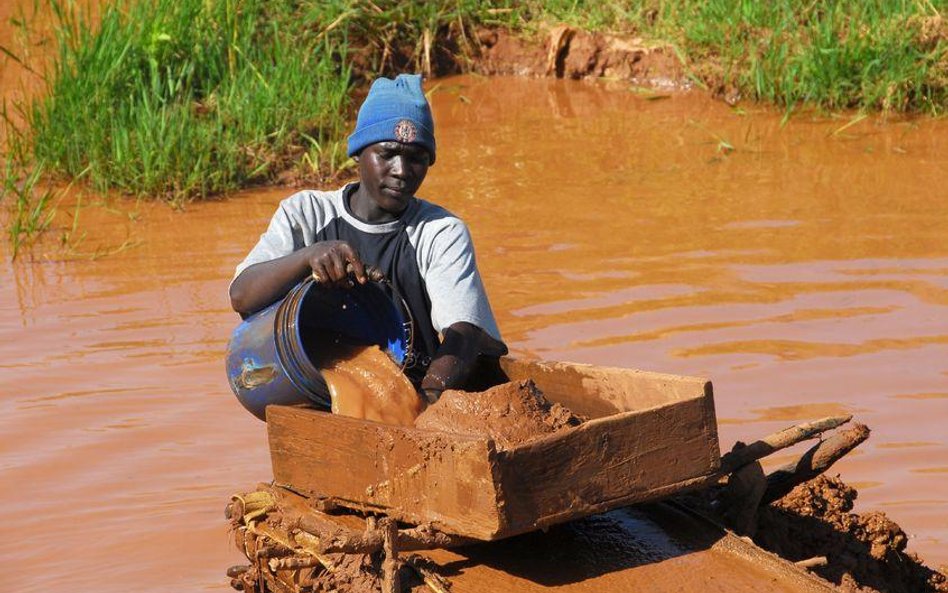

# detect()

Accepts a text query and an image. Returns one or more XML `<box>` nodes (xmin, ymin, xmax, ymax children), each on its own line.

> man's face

<box><xmin>356</xmin><ymin>141</ymin><xmax>431</xmax><ymax>215</ymax></box>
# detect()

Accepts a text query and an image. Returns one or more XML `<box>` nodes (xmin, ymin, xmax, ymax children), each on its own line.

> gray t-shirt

<box><xmin>235</xmin><ymin>184</ymin><xmax>501</xmax><ymax>377</ymax></box>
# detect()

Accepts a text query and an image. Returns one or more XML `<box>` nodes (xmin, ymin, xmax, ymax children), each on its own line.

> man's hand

<box><xmin>421</xmin><ymin>322</ymin><xmax>508</xmax><ymax>403</ymax></box>
<box><xmin>230</xmin><ymin>241</ymin><xmax>370</xmax><ymax>318</ymax></box>
<box><xmin>307</xmin><ymin>241</ymin><xmax>368</xmax><ymax>287</ymax></box>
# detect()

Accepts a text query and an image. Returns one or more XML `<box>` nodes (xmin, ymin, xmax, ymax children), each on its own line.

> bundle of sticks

<box><xmin>226</xmin><ymin>483</ymin><xmax>466</xmax><ymax>593</ymax></box>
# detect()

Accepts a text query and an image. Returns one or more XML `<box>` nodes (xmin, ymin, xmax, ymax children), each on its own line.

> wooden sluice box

<box><xmin>266</xmin><ymin>357</ymin><xmax>721</xmax><ymax>541</ymax></box>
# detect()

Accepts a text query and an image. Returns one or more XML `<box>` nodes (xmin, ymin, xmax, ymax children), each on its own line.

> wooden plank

<box><xmin>499</xmin><ymin>357</ymin><xmax>713</xmax><ymax>419</ymax></box>
<box><xmin>496</xmin><ymin>395</ymin><xmax>720</xmax><ymax>536</ymax></box>
<box><xmin>267</xmin><ymin>406</ymin><xmax>505</xmax><ymax>539</ymax></box>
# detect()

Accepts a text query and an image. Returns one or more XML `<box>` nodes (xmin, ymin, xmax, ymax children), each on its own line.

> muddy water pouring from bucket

<box><xmin>226</xmin><ymin>272</ymin><xmax>421</xmax><ymax>423</ymax></box>
<box><xmin>314</xmin><ymin>339</ymin><xmax>425</xmax><ymax>426</ymax></box>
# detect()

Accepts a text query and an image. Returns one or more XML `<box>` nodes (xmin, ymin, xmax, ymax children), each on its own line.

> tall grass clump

<box><xmin>2</xmin><ymin>159</ymin><xmax>54</xmax><ymax>259</ymax></box>
<box><xmin>18</xmin><ymin>0</ymin><xmax>352</xmax><ymax>203</ymax></box>
<box><xmin>664</xmin><ymin>0</ymin><xmax>947</xmax><ymax>112</ymax></box>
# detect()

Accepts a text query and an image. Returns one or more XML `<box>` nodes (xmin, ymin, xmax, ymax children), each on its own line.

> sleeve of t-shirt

<box><xmin>420</xmin><ymin>219</ymin><xmax>502</xmax><ymax>341</ymax></box>
<box><xmin>233</xmin><ymin>193</ymin><xmax>313</xmax><ymax>279</ymax></box>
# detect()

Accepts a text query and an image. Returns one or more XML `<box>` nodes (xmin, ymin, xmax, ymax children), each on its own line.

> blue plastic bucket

<box><xmin>225</xmin><ymin>278</ymin><xmax>414</xmax><ymax>420</ymax></box>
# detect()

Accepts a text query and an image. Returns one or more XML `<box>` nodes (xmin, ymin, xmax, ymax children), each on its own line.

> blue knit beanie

<box><xmin>347</xmin><ymin>74</ymin><xmax>436</xmax><ymax>164</ymax></box>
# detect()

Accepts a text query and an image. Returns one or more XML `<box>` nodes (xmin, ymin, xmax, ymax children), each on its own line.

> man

<box><xmin>229</xmin><ymin>74</ymin><xmax>506</xmax><ymax>405</ymax></box>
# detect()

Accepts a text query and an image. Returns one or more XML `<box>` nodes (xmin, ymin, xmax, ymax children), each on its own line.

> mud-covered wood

<box><xmin>762</xmin><ymin>423</ymin><xmax>871</xmax><ymax>503</ymax></box>
<box><xmin>495</xmin><ymin>386</ymin><xmax>721</xmax><ymax>534</ymax></box>
<box><xmin>719</xmin><ymin>415</ymin><xmax>852</xmax><ymax>474</ymax></box>
<box><xmin>268</xmin><ymin>407</ymin><xmax>504</xmax><ymax>538</ymax></box>
<box><xmin>499</xmin><ymin>357</ymin><xmax>718</xmax><ymax>422</ymax></box>
<box><xmin>268</xmin><ymin>357</ymin><xmax>721</xmax><ymax>541</ymax></box>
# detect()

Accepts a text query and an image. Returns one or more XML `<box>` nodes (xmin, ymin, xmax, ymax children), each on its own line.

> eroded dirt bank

<box><xmin>684</xmin><ymin>475</ymin><xmax>948</xmax><ymax>593</ymax></box>
<box><xmin>473</xmin><ymin>26</ymin><xmax>690</xmax><ymax>90</ymax></box>
<box><xmin>758</xmin><ymin>477</ymin><xmax>947</xmax><ymax>593</ymax></box>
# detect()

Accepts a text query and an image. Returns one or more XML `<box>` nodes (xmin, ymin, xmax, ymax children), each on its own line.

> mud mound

<box><xmin>753</xmin><ymin>476</ymin><xmax>947</xmax><ymax>593</ymax></box>
<box><xmin>414</xmin><ymin>379</ymin><xmax>583</xmax><ymax>449</ymax></box>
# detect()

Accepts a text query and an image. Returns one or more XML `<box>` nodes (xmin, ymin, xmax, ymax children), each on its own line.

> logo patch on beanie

<box><xmin>393</xmin><ymin>119</ymin><xmax>417</xmax><ymax>143</ymax></box>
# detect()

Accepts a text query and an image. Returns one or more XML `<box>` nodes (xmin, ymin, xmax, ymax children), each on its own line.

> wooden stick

<box><xmin>381</xmin><ymin>518</ymin><xmax>400</xmax><ymax>593</ymax></box>
<box><xmin>294</xmin><ymin>514</ymin><xmax>472</xmax><ymax>554</ymax></box>
<box><xmin>762</xmin><ymin>423</ymin><xmax>870</xmax><ymax>503</ymax></box>
<box><xmin>255</xmin><ymin>544</ymin><xmax>294</xmax><ymax>559</ymax></box>
<box><xmin>258</xmin><ymin>570</ymin><xmax>297</xmax><ymax>593</ymax></box>
<box><xmin>795</xmin><ymin>556</ymin><xmax>828</xmax><ymax>569</ymax></box>
<box><xmin>268</xmin><ymin>556</ymin><xmax>322</xmax><ymax>571</ymax></box>
<box><xmin>720</xmin><ymin>415</ymin><xmax>852</xmax><ymax>474</ymax></box>
<box><xmin>405</xmin><ymin>554</ymin><xmax>453</xmax><ymax>593</ymax></box>
<box><xmin>291</xmin><ymin>530</ymin><xmax>337</xmax><ymax>573</ymax></box>
<box><xmin>247</xmin><ymin>521</ymin><xmax>336</xmax><ymax>574</ymax></box>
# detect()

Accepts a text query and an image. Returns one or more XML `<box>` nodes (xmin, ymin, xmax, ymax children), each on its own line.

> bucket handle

<box><xmin>311</xmin><ymin>263</ymin><xmax>386</xmax><ymax>285</ymax></box>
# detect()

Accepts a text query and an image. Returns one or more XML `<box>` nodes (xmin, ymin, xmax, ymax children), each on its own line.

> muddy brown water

<box><xmin>2</xmin><ymin>68</ymin><xmax>947</xmax><ymax>593</ymax></box>
<box><xmin>321</xmin><ymin>343</ymin><xmax>424</xmax><ymax>427</ymax></box>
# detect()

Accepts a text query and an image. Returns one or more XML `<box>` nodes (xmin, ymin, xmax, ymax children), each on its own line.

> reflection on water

<box><xmin>0</xmin><ymin>74</ymin><xmax>946</xmax><ymax>592</ymax></box>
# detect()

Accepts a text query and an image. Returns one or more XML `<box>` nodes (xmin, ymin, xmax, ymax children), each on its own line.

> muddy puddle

<box><xmin>1</xmin><ymin>64</ymin><xmax>947</xmax><ymax>593</ymax></box>
<box><xmin>423</xmin><ymin>504</ymin><xmax>832</xmax><ymax>593</ymax></box>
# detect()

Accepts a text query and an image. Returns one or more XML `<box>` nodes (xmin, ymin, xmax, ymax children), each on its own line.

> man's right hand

<box><xmin>230</xmin><ymin>241</ymin><xmax>369</xmax><ymax>318</ymax></box>
<box><xmin>307</xmin><ymin>241</ymin><xmax>368</xmax><ymax>287</ymax></box>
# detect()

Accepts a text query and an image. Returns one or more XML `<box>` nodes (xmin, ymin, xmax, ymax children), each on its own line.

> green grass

<box><xmin>523</xmin><ymin>0</ymin><xmax>948</xmax><ymax>112</ymax></box>
<box><xmin>672</xmin><ymin>0</ymin><xmax>948</xmax><ymax>113</ymax></box>
<box><xmin>18</xmin><ymin>0</ymin><xmax>354</xmax><ymax>203</ymax></box>
<box><xmin>0</xmin><ymin>0</ymin><xmax>944</xmax><ymax>252</ymax></box>
<box><xmin>0</xmin><ymin>0</ymin><xmax>512</xmax><ymax>255</ymax></box>
<box><xmin>2</xmin><ymin>159</ymin><xmax>54</xmax><ymax>259</ymax></box>
<box><xmin>0</xmin><ymin>0</ymin><xmax>522</xmax><ymax>206</ymax></box>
